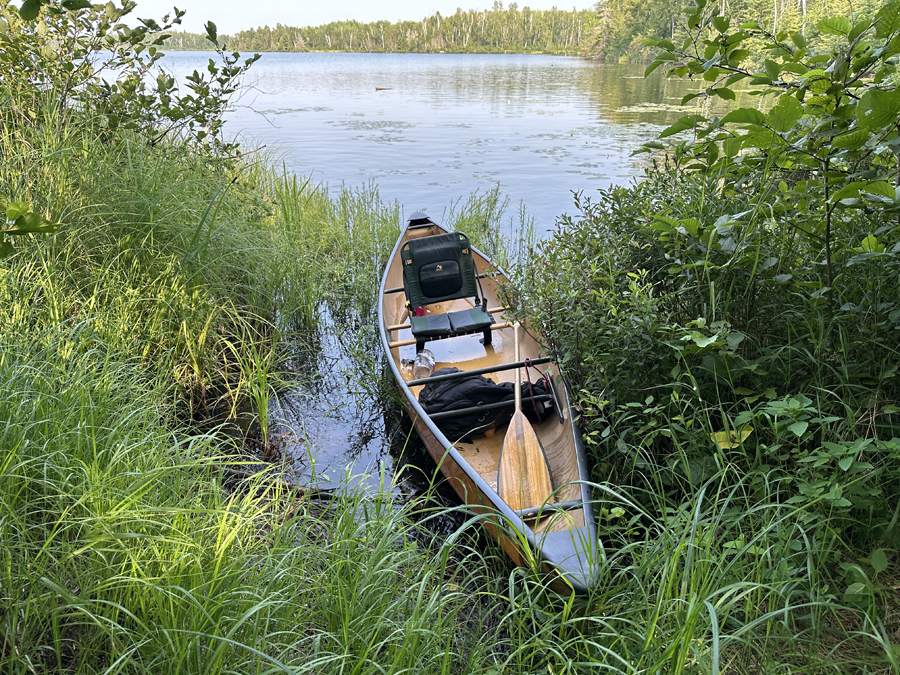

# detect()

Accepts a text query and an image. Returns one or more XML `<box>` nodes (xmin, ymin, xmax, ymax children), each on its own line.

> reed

<box><xmin>3</xmin><ymin>88</ymin><xmax>895</xmax><ymax>674</ymax></box>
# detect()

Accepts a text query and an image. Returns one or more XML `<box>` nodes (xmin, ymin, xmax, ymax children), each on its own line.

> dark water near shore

<box><xmin>158</xmin><ymin>51</ymin><xmax>748</xmax><ymax>490</ymax></box>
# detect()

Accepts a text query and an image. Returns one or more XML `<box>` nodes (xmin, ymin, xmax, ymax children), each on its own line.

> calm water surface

<box><xmin>162</xmin><ymin>51</ymin><xmax>741</xmax><ymax>229</ymax></box>
<box><xmin>159</xmin><ymin>52</ymin><xmax>743</xmax><ymax>489</ymax></box>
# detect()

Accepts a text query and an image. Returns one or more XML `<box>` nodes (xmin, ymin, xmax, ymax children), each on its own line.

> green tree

<box><xmin>643</xmin><ymin>0</ymin><xmax>900</xmax><ymax>326</ymax></box>
<box><xmin>1</xmin><ymin>0</ymin><xmax>259</xmax><ymax>152</ymax></box>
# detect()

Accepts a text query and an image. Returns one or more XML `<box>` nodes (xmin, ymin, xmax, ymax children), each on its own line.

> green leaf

<box><xmin>727</xmin><ymin>49</ymin><xmax>751</xmax><ymax>63</ymax></box>
<box><xmin>722</xmin><ymin>136</ymin><xmax>743</xmax><ymax>156</ymax></box>
<box><xmin>61</xmin><ymin>0</ymin><xmax>91</xmax><ymax>9</ymax></box>
<box><xmin>860</xmin><ymin>234</ymin><xmax>886</xmax><ymax>252</ymax></box>
<box><xmin>845</xmin><ymin>581</ymin><xmax>867</xmax><ymax>596</ymax></box>
<box><xmin>848</xmin><ymin>19</ymin><xmax>873</xmax><ymax>43</ymax></box>
<box><xmin>722</xmin><ymin>108</ymin><xmax>766</xmax><ymax>125</ymax></box>
<box><xmin>645</xmin><ymin>60</ymin><xmax>667</xmax><ymax>77</ymax></box>
<box><xmin>711</xmin><ymin>426</ymin><xmax>754</xmax><ymax>449</ymax></box>
<box><xmin>0</xmin><ymin>238</ymin><xmax>13</xmax><ymax>257</ymax></box>
<box><xmin>703</xmin><ymin>67</ymin><xmax>721</xmax><ymax>82</ymax></box>
<box><xmin>712</xmin><ymin>16</ymin><xmax>729</xmax><ymax>33</ymax></box>
<box><xmin>791</xmin><ymin>31</ymin><xmax>807</xmax><ymax>49</ymax></box>
<box><xmin>726</xmin><ymin>331</ymin><xmax>745</xmax><ymax>349</ymax></box>
<box><xmin>10</xmin><ymin>212</ymin><xmax>59</xmax><ymax>234</ymax></box>
<box><xmin>680</xmin><ymin>218</ymin><xmax>703</xmax><ymax>237</ymax></box>
<box><xmin>818</xmin><ymin>16</ymin><xmax>852</xmax><ymax>36</ymax></box>
<box><xmin>767</xmin><ymin>96</ymin><xmax>802</xmax><ymax>132</ymax></box>
<box><xmin>6</xmin><ymin>201</ymin><xmax>28</xmax><ymax>221</ymax></box>
<box><xmin>857</xmin><ymin>88</ymin><xmax>900</xmax><ymax>130</ymax></box>
<box><xmin>839</xmin><ymin>456</ymin><xmax>854</xmax><ymax>471</ymax></box>
<box><xmin>712</xmin><ymin>87</ymin><xmax>735</xmax><ymax>100</ymax></box>
<box><xmin>205</xmin><ymin>21</ymin><xmax>218</xmax><ymax>44</ymax></box>
<box><xmin>833</xmin><ymin>181</ymin><xmax>868</xmax><ymax>201</ymax></box>
<box><xmin>781</xmin><ymin>62</ymin><xmax>810</xmax><ymax>75</ymax></box>
<box><xmin>832</xmin><ymin>129</ymin><xmax>869</xmax><ymax>150</ymax></box>
<box><xmin>659</xmin><ymin>115</ymin><xmax>706</xmax><ymax>138</ymax></box>
<box><xmin>863</xmin><ymin>181</ymin><xmax>895</xmax><ymax>200</ymax></box>
<box><xmin>764</xmin><ymin>59</ymin><xmax>780</xmax><ymax>80</ymax></box>
<box><xmin>871</xmin><ymin>548</ymin><xmax>888</xmax><ymax>574</ymax></box>
<box><xmin>690</xmin><ymin>331</ymin><xmax>718</xmax><ymax>348</ymax></box>
<box><xmin>18</xmin><ymin>0</ymin><xmax>40</xmax><ymax>21</ymax></box>
<box><xmin>788</xmin><ymin>421</ymin><xmax>809</xmax><ymax>437</ymax></box>
<box><xmin>876</xmin><ymin>1</ymin><xmax>900</xmax><ymax>39</ymax></box>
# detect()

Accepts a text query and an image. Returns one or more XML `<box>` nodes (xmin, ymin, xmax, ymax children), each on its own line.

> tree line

<box><xmin>166</xmin><ymin>4</ymin><xmax>601</xmax><ymax>56</ymax></box>
<box><xmin>164</xmin><ymin>0</ymin><xmax>864</xmax><ymax>61</ymax></box>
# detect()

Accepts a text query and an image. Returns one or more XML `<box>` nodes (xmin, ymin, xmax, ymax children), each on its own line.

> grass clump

<box><xmin>0</xmin><ymin>325</ymin><xmax>502</xmax><ymax>672</ymax></box>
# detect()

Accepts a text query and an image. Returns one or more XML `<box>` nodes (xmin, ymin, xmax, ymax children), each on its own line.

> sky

<box><xmin>131</xmin><ymin>1</ymin><xmax>593</xmax><ymax>35</ymax></box>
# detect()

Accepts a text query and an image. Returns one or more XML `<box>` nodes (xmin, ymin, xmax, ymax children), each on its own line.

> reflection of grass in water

<box><xmin>615</xmin><ymin>102</ymin><xmax>692</xmax><ymax>114</ymax></box>
<box><xmin>258</xmin><ymin>106</ymin><xmax>333</xmax><ymax>113</ymax></box>
<box><xmin>333</xmin><ymin>120</ymin><xmax>416</xmax><ymax>131</ymax></box>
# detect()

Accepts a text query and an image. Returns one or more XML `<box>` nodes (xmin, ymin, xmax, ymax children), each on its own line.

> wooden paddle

<box><xmin>497</xmin><ymin>322</ymin><xmax>553</xmax><ymax>512</ymax></box>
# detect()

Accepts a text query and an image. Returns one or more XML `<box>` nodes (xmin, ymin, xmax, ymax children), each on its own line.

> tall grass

<box><xmin>0</xmin><ymin>323</ymin><xmax>501</xmax><ymax>673</ymax></box>
<box><xmin>4</xmin><ymin>93</ymin><xmax>896</xmax><ymax>674</ymax></box>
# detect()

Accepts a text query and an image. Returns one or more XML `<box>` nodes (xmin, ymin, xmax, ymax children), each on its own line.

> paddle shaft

<box><xmin>513</xmin><ymin>323</ymin><xmax>522</xmax><ymax>412</ymax></box>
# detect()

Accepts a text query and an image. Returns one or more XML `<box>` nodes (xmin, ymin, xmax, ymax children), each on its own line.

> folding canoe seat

<box><xmin>401</xmin><ymin>231</ymin><xmax>494</xmax><ymax>353</ymax></box>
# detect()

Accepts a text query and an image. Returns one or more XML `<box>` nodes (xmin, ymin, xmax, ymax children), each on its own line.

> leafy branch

<box><xmin>640</xmin><ymin>0</ymin><xmax>900</xmax><ymax>325</ymax></box>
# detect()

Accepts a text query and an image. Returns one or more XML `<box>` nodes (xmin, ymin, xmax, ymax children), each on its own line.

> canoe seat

<box><xmin>402</xmin><ymin>231</ymin><xmax>494</xmax><ymax>352</ymax></box>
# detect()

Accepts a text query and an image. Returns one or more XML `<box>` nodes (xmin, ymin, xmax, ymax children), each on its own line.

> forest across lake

<box><xmin>165</xmin><ymin>0</ymin><xmax>864</xmax><ymax>63</ymax></box>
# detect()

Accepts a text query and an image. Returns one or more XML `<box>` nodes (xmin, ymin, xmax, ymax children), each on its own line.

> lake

<box><xmin>161</xmin><ymin>51</ymin><xmax>741</xmax><ymax>231</ymax></box>
<box><xmin>158</xmin><ymin>51</ymin><xmax>742</xmax><ymax>490</ymax></box>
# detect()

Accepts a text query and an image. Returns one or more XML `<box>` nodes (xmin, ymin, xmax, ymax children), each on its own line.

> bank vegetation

<box><xmin>1</xmin><ymin>0</ymin><xmax>898</xmax><ymax>673</ymax></box>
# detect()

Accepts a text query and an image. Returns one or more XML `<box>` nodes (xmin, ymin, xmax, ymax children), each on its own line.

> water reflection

<box><xmin>159</xmin><ymin>52</ymin><xmax>748</xmax><ymax>230</ymax></box>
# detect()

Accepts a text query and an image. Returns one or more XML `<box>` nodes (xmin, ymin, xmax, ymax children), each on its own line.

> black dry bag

<box><xmin>418</xmin><ymin>367</ymin><xmax>556</xmax><ymax>443</ymax></box>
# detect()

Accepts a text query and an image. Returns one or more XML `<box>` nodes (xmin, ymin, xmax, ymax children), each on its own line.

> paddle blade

<box><xmin>498</xmin><ymin>411</ymin><xmax>553</xmax><ymax>511</ymax></box>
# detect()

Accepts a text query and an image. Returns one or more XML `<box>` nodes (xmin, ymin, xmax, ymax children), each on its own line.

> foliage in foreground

<box><xmin>514</xmin><ymin>2</ymin><xmax>900</xmax><ymax>670</ymax></box>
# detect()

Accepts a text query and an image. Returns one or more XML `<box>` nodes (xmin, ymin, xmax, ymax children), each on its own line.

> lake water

<box><xmin>161</xmin><ymin>51</ymin><xmax>742</xmax><ymax>230</ymax></box>
<box><xmin>158</xmin><ymin>51</ymin><xmax>743</xmax><ymax>491</ymax></box>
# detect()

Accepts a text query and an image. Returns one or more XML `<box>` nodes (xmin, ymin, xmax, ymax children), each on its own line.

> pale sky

<box><xmin>131</xmin><ymin>1</ymin><xmax>593</xmax><ymax>35</ymax></box>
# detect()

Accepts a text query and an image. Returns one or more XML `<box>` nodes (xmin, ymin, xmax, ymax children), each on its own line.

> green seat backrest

<box><xmin>401</xmin><ymin>232</ymin><xmax>479</xmax><ymax>308</ymax></box>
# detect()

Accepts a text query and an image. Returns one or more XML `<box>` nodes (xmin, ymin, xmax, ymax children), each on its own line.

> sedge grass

<box><xmin>3</xmin><ymin>93</ymin><xmax>897</xmax><ymax>674</ymax></box>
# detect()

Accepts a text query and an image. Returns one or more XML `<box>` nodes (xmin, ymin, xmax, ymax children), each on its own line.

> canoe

<box><xmin>378</xmin><ymin>211</ymin><xmax>600</xmax><ymax>594</ymax></box>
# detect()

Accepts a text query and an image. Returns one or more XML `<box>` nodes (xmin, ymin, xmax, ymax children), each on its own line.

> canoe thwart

<box><xmin>387</xmin><ymin>306</ymin><xmax>510</xmax><ymax>332</ymax></box>
<box><xmin>388</xmin><ymin>321</ymin><xmax>511</xmax><ymax>349</ymax></box>
<box><xmin>406</xmin><ymin>355</ymin><xmax>553</xmax><ymax>387</ymax></box>
<box><xmin>515</xmin><ymin>499</ymin><xmax>584</xmax><ymax>521</ymax></box>
<box><xmin>427</xmin><ymin>394</ymin><xmax>553</xmax><ymax>421</ymax></box>
<box><xmin>383</xmin><ymin>271</ymin><xmax>500</xmax><ymax>295</ymax></box>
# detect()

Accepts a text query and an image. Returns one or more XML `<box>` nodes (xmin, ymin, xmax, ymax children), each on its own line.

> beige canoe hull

<box><xmin>379</xmin><ymin>217</ymin><xmax>601</xmax><ymax>593</ymax></box>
